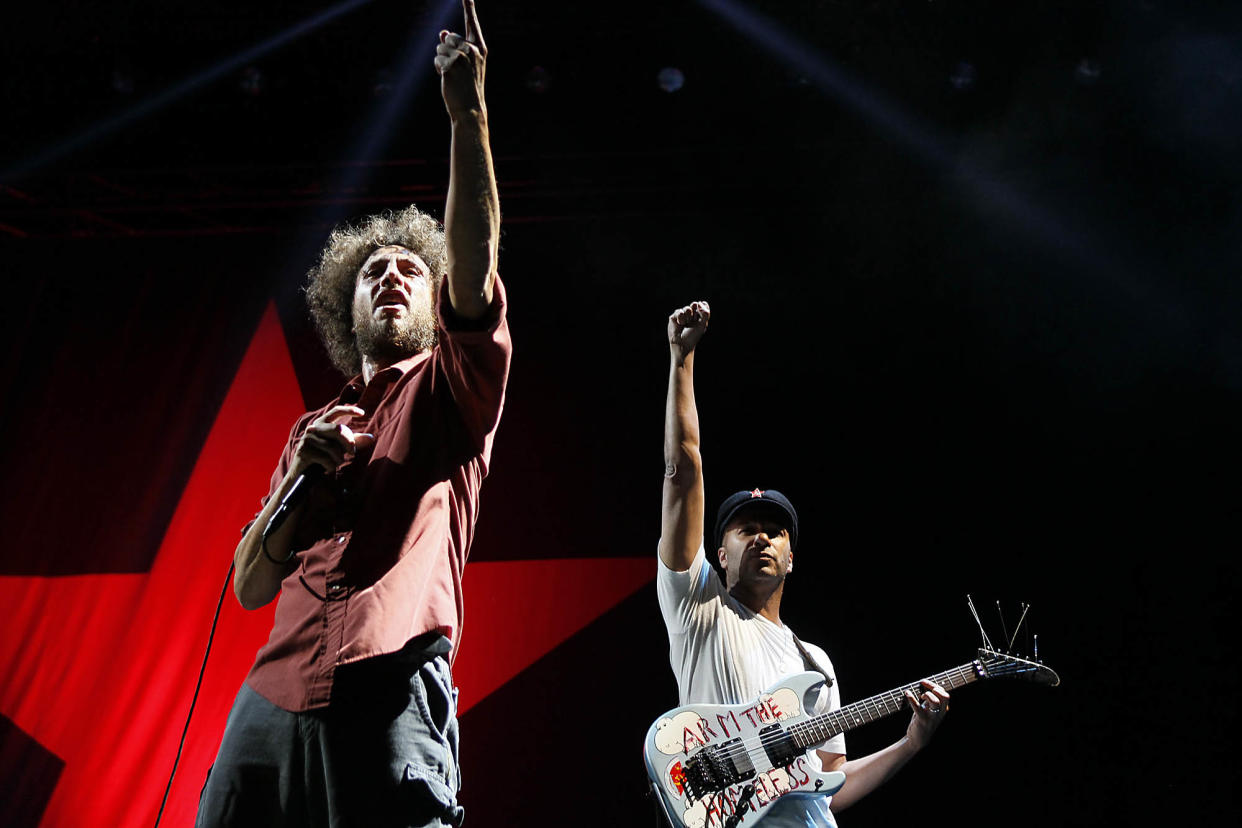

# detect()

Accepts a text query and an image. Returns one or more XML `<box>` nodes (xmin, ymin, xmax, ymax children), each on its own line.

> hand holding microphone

<box><xmin>263</xmin><ymin>406</ymin><xmax>375</xmax><ymax>543</ymax></box>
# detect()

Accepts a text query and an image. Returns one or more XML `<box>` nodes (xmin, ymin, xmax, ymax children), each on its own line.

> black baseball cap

<box><xmin>713</xmin><ymin>488</ymin><xmax>799</xmax><ymax>551</ymax></box>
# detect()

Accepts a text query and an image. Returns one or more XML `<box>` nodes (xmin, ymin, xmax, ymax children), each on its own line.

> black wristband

<box><xmin>261</xmin><ymin>536</ymin><xmax>296</xmax><ymax>566</ymax></box>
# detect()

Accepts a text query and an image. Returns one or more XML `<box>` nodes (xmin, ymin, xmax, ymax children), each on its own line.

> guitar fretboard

<box><xmin>788</xmin><ymin>661</ymin><xmax>981</xmax><ymax>751</ymax></box>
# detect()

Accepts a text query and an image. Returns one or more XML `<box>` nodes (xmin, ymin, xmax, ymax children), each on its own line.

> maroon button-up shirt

<box><xmin>244</xmin><ymin>277</ymin><xmax>511</xmax><ymax>711</ymax></box>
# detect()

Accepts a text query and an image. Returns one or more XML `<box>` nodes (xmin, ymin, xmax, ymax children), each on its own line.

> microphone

<box><xmin>262</xmin><ymin>465</ymin><xmax>325</xmax><ymax>542</ymax></box>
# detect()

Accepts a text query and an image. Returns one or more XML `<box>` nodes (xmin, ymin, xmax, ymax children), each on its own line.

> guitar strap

<box><xmin>790</xmin><ymin>631</ymin><xmax>834</xmax><ymax>688</ymax></box>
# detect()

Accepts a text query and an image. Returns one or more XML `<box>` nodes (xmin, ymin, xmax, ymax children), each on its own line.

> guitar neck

<box><xmin>790</xmin><ymin>661</ymin><xmax>981</xmax><ymax>751</ymax></box>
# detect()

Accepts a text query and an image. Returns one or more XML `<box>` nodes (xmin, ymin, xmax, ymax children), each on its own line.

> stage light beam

<box><xmin>0</xmin><ymin>0</ymin><xmax>379</xmax><ymax>184</ymax></box>
<box><xmin>335</xmin><ymin>0</ymin><xmax>460</xmax><ymax>194</ymax></box>
<box><xmin>695</xmin><ymin>0</ymin><xmax>1195</xmax><ymax>330</ymax></box>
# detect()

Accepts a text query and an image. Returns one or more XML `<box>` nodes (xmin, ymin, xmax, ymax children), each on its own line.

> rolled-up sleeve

<box><xmin>435</xmin><ymin>276</ymin><xmax>512</xmax><ymax>468</ymax></box>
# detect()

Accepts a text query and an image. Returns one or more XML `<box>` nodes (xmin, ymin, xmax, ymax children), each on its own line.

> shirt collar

<box><xmin>340</xmin><ymin>351</ymin><xmax>430</xmax><ymax>404</ymax></box>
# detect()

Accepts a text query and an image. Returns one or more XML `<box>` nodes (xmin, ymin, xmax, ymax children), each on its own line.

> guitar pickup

<box><xmin>758</xmin><ymin>724</ymin><xmax>799</xmax><ymax>769</ymax></box>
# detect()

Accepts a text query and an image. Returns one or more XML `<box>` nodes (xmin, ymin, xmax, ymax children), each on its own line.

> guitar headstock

<box><xmin>976</xmin><ymin>648</ymin><xmax>1061</xmax><ymax>687</ymax></box>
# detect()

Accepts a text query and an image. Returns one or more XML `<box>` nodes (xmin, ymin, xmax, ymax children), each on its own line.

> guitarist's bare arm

<box><xmin>659</xmin><ymin>301</ymin><xmax>711</xmax><ymax>572</ymax></box>
<box><xmin>645</xmin><ymin>651</ymin><xmax>1055</xmax><ymax>826</ymax></box>
<box><xmin>823</xmin><ymin>679</ymin><xmax>950</xmax><ymax>812</ymax></box>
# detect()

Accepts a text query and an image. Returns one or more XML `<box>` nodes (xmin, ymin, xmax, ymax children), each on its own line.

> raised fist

<box><xmin>668</xmin><ymin>300</ymin><xmax>710</xmax><ymax>361</ymax></box>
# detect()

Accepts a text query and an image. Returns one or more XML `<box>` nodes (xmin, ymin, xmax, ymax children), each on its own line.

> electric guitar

<box><xmin>643</xmin><ymin>649</ymin><xmax>1059</xmax><ymax>828</ymax></box>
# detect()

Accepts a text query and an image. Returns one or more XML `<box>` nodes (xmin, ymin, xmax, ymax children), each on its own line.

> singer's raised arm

<box><xmin>437</xmin><ymin>0</ymin><xmax>499</xmax><ymax>320</ymax></box>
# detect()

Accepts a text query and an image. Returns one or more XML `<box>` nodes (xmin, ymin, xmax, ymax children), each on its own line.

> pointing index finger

<box><xmin>463</xmin><ymin>0</ymin><xmax>485</xmax><ymax>48</ymax></box>
<box><xmin>324</xmin><ymin>405</ymin><xmax>365</xmax><ymax>424</ymax></box>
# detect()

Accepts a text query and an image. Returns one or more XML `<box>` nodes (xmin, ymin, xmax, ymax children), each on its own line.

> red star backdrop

<box><xmin>3</xmin><ymin>2</ymin><xmax>1240</xmax><ymax>826</ymax></box>
<box><xmin>0</xmin><ymin>289</ymin><xmax>655</xmax><ymax>826</ymax></box>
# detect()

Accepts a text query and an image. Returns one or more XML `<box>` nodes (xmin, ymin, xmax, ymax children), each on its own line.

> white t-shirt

<box><xmin>657</xmin><ymin>546</ymin><xmax>847</xmax><ymax>828</ymax></box>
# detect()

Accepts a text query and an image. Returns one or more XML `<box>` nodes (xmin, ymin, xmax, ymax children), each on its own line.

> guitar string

<box><xmin>680</xmin><ymin>655</ymin><xmax>1041</xmax><ymax>789</ymax></box>
<box><xmin>778</xmin><ymin>667</ymin><xmax>969</xmax><ymax>751</ymax></box>
<box><xmin>706</xmin><ymin>663</ymin><xmax>981</xmax><ymax>772</ymax></box>
<box><xmin>793</xmin><ymin>654</ymin><xmax>1041</xmax><ymax>746</ymax></box>
<box><xmin>717</xmin><ymin>657</ymin><xmax>1040</xmax><ymax>772</ymax></box>
<box><xmin>715</xmin><ymin>685</ymin><xmax>944</xmax><ymax>771</ymax></box>
<box><xmin>714</xmin><ymin>685</ymin><xmax>945</xmax><ymax>778</ymax></box>
<box><xmin>717</xmin><ymin>678</ymin><xmax>947</xmax><ymax>767</ymax></box>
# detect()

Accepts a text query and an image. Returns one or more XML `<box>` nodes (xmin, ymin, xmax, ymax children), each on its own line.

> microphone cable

<box><xmin>153</xmin><ymin>560</ymin><xmax>235</xmax><ymax>827</ymax></box>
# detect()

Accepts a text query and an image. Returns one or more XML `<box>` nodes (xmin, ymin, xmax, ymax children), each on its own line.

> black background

<box><xmin>2</xmin><ymin>1</ymin><xmax>1239</xmax><ymax>825</ymax></box>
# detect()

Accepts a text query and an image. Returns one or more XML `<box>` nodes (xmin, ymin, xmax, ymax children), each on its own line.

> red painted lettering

<box><xmin>704</xmin><ymin>798</ymin><xmax>724</xmax><ymax>828</ymax></box>
<box><xmin>788</xmin><ymin>756</ymin><xmax>811</xmax><ymax>788</ymax></box>
<box><xmin>707</xmin><ymin>787</ymin><xmax>739</xmax><ymax>821</ymax></box>
<box><xmin>752</xmin><ymin>774</ymin><xmax>774</xmax><ymax>805</ymax></box>
<box><xmin>716</xmin><ymin>713</ymin><xmax>733</xmax><ymax>738</ymax></box>
<box><xmin>683</xmin><ymin>727</ymin><xmax>704</xmax><ymax>754</ymax></box>
<box><xmin>698</xmin><ymin>716</ymin><xmax>718</xmax><ymax>741</ymax></box>
<box><xmin>706</xmin><ymin>798</ymin><xmax>720</xmax><ymax>819</ymax></box>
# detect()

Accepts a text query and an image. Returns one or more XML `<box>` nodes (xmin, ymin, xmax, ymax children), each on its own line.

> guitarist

<box><xmin>658</xmin><ymin>300</ymin><xmax>949</xmax><ymax>826</ymax></box>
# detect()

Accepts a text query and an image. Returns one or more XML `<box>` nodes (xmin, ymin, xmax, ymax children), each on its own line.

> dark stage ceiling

<box><xmin>1</xmin><ymin>1</ymin><xmax>1239</xmax><ymax>826</ymax></box>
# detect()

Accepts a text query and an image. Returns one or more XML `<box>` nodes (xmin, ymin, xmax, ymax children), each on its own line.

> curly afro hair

<box><xmin>305</xmin><ymin>205</ymin><xmax>448</xmax><ymax>376</ymax></box>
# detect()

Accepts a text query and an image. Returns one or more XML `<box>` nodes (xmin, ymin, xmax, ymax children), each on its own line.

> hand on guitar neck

<box><xmin>644</xmin><ymin>650</ymin><xmax>1059</xmax><ymax>828</ymax></box>
<box><xmin>903</xmin><ymin>678</ymin><xmax>951</xmax><ymax>751</ymax></box>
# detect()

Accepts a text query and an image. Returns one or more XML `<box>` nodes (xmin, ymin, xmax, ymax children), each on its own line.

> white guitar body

<box><xmin>644</xmin><ymin>649</ymin><xmax>1060</xmax><ymax>828</ymax></box>
<box><xmin>643</xmin><ymin>671</ymin><xmax>845</xmax><ymax>828</ymax></box>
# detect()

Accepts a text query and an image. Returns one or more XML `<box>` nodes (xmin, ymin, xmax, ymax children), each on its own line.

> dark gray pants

<box><xmin>197</xmin><ymin>642</ymin><xmax>463</xmax><ymax>828</ymax></box>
